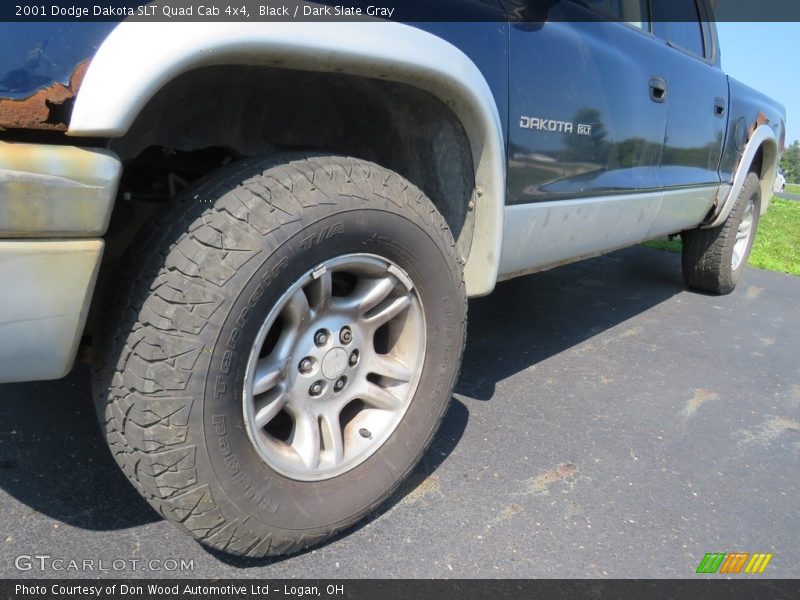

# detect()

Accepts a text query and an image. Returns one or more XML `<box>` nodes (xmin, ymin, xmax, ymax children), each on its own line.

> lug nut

<box><xmin>299</xmin><ymin>357</ymin><xmax>314</xmax><ymax>374</ymax></box>
<box><xmin>340</xmin><ymin>327</ymin><xmax>353</xmax><ymax>344</ymax></box>
<box><xmin>359</xmin><ymin>428</ymin><xmax>372</xmax><ymax>439</ymax></box>
<box><xmin>349</xmin><ymin>350</ymin><xmax>359</xmax><ymax>367</ymax></box>
<box><xmin>314</xmin><ymin>330</ymin><xmax>329</xmax><ymax>346</ymax></box>
<box><xmin>334</xmin><ymin>376</ymin><xmax>347</xmax><ymax>392</ymax></box>
<box><xmin>309</xmin><ymin>381</ymin><xmax>325</xmax><ymax>397</ymax></box>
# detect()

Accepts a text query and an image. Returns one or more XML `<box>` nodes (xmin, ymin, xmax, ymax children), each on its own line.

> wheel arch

<box><xmin>68</xmin><ymin>22</ymin><xmax>506</xmax><ymax>297</ymax></box>
<box><xmin>704</xmin><ymin>125</ymin><xmax>779</xmax><ymax>228</ymax></box>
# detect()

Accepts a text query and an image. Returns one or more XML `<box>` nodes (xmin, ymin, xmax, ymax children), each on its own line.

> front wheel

<box><xmin>93</xmin><ymin>155</ymin><xmax>467</xmax><ymax>557</ymax></box>
<box><xmin>681</xmin><ymin>171</ymin><xmax>761</xmax><ymax>295</ymax></box>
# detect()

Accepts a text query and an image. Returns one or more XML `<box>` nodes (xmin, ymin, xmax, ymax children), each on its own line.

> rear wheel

<box><xmin>681</xmin><ymin>171</ymin><xmax>761</xmax><ymax>295</ymax></box>
<box><xmin>93</xmin><ymin>155</ymin><xmax>467</xmax><ymax>556</ymax></box>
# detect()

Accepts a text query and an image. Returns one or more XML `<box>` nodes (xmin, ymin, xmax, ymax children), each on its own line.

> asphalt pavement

<box><xmin>775</xmin><ymin>192</ymin><xmax>800</xmax><ymax>201</ymax></box>
<box><xmin>1</xmin><ymin>246</ymin><xmax>798</xmax><ymax>579</ymax></box>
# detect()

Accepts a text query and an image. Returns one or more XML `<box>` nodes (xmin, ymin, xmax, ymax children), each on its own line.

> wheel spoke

<box><xmin>352</xmin><ymin>276</ymin><xmax>397</xmax><ymax>315</ymax></box>
<box><xmin>253</xmin><ymin>357</ymin><xmax>284</xmax><ymax>396</ymax></box>
<box><xmin>365</xmin><ymin>294</ymin><xmax>412</xmax><ymax>328</ymax></box>
<box><xmin>368</xmin><ymin>353</ymin><xmax>413</xmax><ymax>383</ymax></box>
<box><xmin>732</xmin><ymin>204</ymin><xmax>754</xmax><ymax>270</ymax></box>
<box><xmin>736</xmin><ymin>224</ymin><xmax>750</xmax><ymax>241</ymax></box>
<box><xmin>307</xmin><ymin>269</ymin><xmax>333</xmax><ymax>314</ymax></box>
<box><xmin>251</xmin><ymin>289</ymin><xmax>307</xmax><ymax>396</ymax></box>
<box><xmin>291</xmin><ymin>410</ymin><xmax>321</xmax><ymax>469</ymax></box>
<box><xmin>359</xmin><ymin>382</ymin><xmax>403</xmax><ymax>411</ymax></box>
<box><xmin>252</xmin><ymin>322</ymin><xmax>299</xmax><ymax>396</ymax></box>
<box><xmin>253</xmin><ymin>389</ymin><xmax>287</xmax><ymax>427</ymax></box>
<box><xmin>732</xmin><ymin>247</ymin><xmax>742</xmax><ymax>267</ymax></box>
<box><xmin>320</xmin><ymin>412</ymin><xmax>345</xmax><ymax>465</ymax></box>
<box><xmin>282</xmin><ymin>288</ymin><xmax>310</xmax><ymax>326</ymax></box>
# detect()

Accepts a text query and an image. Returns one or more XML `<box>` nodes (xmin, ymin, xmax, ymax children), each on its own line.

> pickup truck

<box><xmin>0</xmin><ymin>1</ymin><xmax>785</xmax><ymax>557</ymax></box>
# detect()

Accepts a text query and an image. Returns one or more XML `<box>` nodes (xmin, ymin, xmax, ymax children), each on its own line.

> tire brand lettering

<box><xmin>224</xmin><ymin>451</ymin><xmax>239</xmax><ymax>473</ymax></box>
<box><xmin>212</xmin><ymin>414</ymin><xmax>279</xmax><ymax>514</ymax></box>
<box><xmin>236</xmin><ymin>306</ymin><xmax>250</xmax><ymax>328</ymax></box>
<box><xmin>249</xmin><ymin>285</ymin><xmax>264</xmax><ymax>306</ymax></box>
<box><xmin>221</xmin><ymin>350</ymin><xmax>232</xmax><ymax>375</ymax></box>
<box><xmin>226</xmin><ymin>327</ymin><xmax>240</xmax><ymax>351</ymax></box>
<box><xmin>267</xmin><ymin>257</ymin><xmax>289</xmax><ymax>285</ymax></box>
<box><xmin>212</xmin><ymin>252</ymin><xmax>290</xmax><ymax>511</ymax></box>
<box><xmin>219</xmin><ymin>433</ymin><xmax>230</xmax><ymax>455</ymax></box>
<box><xmin>213</xmin><ymin>375</ymin><xmax>227</xmax><ymax>399</ymax></box>
<box><xmin>300</xmin><ymin>222</ymin><xmax>344</xmax><ymax>250</ymax></box>
<box><xmin>212</xmin><ymin>414</ymin><xmax>226</xmax><ymax>435</ymax></box>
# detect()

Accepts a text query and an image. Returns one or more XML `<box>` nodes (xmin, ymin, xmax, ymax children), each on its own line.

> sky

<box><xmin>716</xmin><ymin>22</ymin><xmax>799</xmax><ymax>146</ymax></box>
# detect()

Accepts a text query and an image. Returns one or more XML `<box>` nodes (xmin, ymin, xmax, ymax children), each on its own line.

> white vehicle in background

<box><xmin>774</xmin><ymin>169</ymin><xmax>787</xmax><ymax>194</ymax></box>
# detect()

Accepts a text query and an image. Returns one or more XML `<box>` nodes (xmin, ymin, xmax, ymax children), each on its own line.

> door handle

<box><xmin>649</xmin><ymin>77</ymin><xmax>667</xmax><ymax>103</ymax></box>
<box><xmin>714</xmin><ymin>97</ymin><xmax>726</xmax><ymax>117</ymax></box>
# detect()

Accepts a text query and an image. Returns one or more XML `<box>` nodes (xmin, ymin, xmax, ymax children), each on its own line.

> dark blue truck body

<box><xmin>0</xmin><ymin>0</ymin><xmax>785</xmax><ymax>210</ymax></box>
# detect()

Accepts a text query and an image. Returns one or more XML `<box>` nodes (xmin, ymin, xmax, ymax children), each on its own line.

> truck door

<box><xmin>499</xmin><ymin>0</ymin><xmax>671</xmax><ymax>278</ymax></box>
<box><xmin>647</xmin><ymin>0</ymin><xmax>729</xmax><ymax>236</ymax></box>
<box><xmin>506</xmin><ymin>0</ymin><xmax>668</xmax><ymax>204</ymax></box>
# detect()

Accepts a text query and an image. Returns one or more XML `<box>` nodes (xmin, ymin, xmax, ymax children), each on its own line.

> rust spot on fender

<box><xmin>730</xmin><ymin>112</ymin><xmax>770</xmax><ymax>179</ymax></box>
<box><xmin>747</xmin><ymin>111</ymin><xmax>769</xmax><ymax>141</ymax></box>
<box><xmin>0</xmin><ymin>60</ymin><xmax>90</xmax><ymax>131</ymax></box>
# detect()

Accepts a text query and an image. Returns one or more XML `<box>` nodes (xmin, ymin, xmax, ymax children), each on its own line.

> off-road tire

<box><xmin>92</xmin><ymin>155</ymin><xmax>467</xmax><ymax>557</ymax></box>
<box><xmin>681</xmin><ymin>171</ymin><xmax>761</xmax><ymax>295</ymax></box>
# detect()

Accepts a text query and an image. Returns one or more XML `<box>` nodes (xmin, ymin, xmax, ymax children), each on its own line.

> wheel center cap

<box><xmin>321</xmin><ymin>348</ymin><xmax>348</xmax><ymax>380</ymax></box>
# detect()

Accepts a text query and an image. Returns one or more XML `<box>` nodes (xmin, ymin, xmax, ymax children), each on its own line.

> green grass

<box><xmin>750</xmin><ymin>199</ymin><xmax>800</xmax><ymax>274</ymax></box>
<box><xmin>643</xmin><ymin>237</ymin><xmax>683</xmax><ymax>253</ymax></box>
<box><xmin>785</xmin><ymin>183</ymin><xmax>800</xmax><ymax>194</ymax></box>
<box><xmin>643</xmin><ymin>197</ymin><xmax>800</xmax><ymax>276</ymax></box>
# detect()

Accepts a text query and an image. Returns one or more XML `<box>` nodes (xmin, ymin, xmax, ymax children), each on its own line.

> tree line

<box><xmin>780</xmin><ymin>140</ymin><xmax>800</xmax><ymax>183</ymax></box>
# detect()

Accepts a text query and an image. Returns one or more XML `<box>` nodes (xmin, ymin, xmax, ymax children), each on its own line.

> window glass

<box><xmin>573</xmin><ymin>0</ymin><xmax>650</xmax><ymax>30</ymax></box>
<box><xmin>664</xmin><ymin>0</ymin><xmax>706</xmax><ymax>57</ymax></box>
